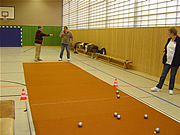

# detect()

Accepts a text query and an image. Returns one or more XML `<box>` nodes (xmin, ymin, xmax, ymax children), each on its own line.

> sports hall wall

<box><xmin>0</xmin><ymin>0</ymin><xmax>63</xmax><ymax>46</ymax></box>
<box><xmin>0</xmin><ymin>0</ymin><xmax>62</xmax><ymax>26</ymax></box>
<box><xmin>71</xmin><ymin>26</ymin><xmax>180</xmax><ymax>85</ymax></box>
<box><xmin>21</xmin><ymin>25</ymin><xmax>62</xmax><ymax>46</ymax></box>
<box><xmin>1</xmin><ymin>0</ymin><xmax>179</xmax><ymax>84</ymax></box>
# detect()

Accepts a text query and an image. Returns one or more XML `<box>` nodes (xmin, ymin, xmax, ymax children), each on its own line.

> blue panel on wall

<box><xmin>0</xmin><ymin>27</ymin><xmax>21</xmax><ymax>47</ymax></box>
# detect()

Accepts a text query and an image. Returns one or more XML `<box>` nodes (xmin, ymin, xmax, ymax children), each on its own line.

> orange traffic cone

<box><xmin>20</xmin><ymin>89</ymin><xmax>27</xmax><ymax>100</ymax></box>
<box><xmin>113</xmin><ymin>79</ymin><xmax>118</xmax><ymax>87</ymax></box>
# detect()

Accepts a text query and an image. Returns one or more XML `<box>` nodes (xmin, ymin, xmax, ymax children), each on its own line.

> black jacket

<box><xmin>163</xmin><ymin>35</ymin><xmax>180</xmax><ymax>66</ymax></box>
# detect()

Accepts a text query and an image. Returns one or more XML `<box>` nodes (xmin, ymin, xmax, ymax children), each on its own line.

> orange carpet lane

<box><xmin>23</xmin><ymin>62</ymin><xmax>180</xmax><ymax>135</ymax></box>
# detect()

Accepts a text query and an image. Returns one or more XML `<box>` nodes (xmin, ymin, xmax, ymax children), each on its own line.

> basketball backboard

<box><xmin>0</xmin><ymin>6</ymin><xmax>15</xmax><ymax>20</ymax></box>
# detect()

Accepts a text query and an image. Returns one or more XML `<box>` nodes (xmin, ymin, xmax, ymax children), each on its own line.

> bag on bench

<box><xmin>83</xmin><ymin>43</ymin><xmax>89</xmax><ymax>50</ymax></box>
<box><xmin>87</xmin><ymin>45</ymin><xmax>98</xmax><ymax>52</ymax></box>
<box><xmin>100</xmin><ymin>48</ymin><xmax>106</xmax><ymax>55</ymax></box>
<box><xmin>74</xmin><ymin>42</ymin><xmax>82</xmax><ymax>49</ymax></box>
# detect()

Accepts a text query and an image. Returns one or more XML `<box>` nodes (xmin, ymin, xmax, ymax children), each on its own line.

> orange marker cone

<box><xmin>113</xmin><ymin>79</ymin><xmax>118</xmax><ymax>87</ymax></box>
<box><xmin>20</xmin><ymin>89</ymin><xmax>27</xmax><ymax>100</ymax></box>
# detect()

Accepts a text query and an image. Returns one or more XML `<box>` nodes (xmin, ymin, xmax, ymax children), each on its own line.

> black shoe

<box><xmin>38</xmin><ymin>59</ymin><xmax>43</xmax><ymax>61</ymax></box>
<box><xmin>74</xmin><ymin>52</ymin><xmax>78</xmax><ymax>54</ymax></box>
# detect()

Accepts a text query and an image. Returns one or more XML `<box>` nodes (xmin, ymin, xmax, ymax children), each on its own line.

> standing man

<box><xmin>34</xmin><ymin>25</ymin><xmax>53</xmax><ymax>62</ymax></box>
<box><xmin>59</xmin><ymin>26</ymin><xmax>74</xmax><ymax>61</ymax></box>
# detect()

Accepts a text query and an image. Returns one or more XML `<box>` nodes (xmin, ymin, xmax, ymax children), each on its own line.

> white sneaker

<box><xmin>169</xmin><ymin>90</ymin><xmax>173</xmax><ymax>95</ymax></box>
<box><xmin>151</xmin><ymin>87</ymin><xmax>160</xmax><ymax>92</ymax></box>
<box><xmin>67</xmin><ymin>59</ymin><xmax>70</xmax><ymax>61</ymax></box>
<box><xmin>58</xmin><ymin>58</ymin><xmax>62</xmax><ymax>61</ymax></box>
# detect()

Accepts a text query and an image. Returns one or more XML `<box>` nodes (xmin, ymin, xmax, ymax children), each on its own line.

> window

<box><xmin>63</xmin><ymin>0</ymin><xmax>180</xmax><ymax>29</ymax></box>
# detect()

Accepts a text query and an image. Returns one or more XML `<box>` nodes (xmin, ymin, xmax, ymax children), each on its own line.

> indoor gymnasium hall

<box><xmin>0</xmin><ymin>0</ymin><xmax>180</xmax><ymax>135</ymax></box>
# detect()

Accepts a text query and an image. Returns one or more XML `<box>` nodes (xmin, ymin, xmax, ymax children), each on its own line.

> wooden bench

<box><xmin>77</xmin><ymin>48</ymin><xmax>85</xmax><ymax>54</ymax></box>
<box><xmin>70</xmin><ymin>42</ymin><xmax>84</xmax><ymax>52</ymax></box>
<box><xmin>96</xmin><ymin>53</ymin><xmax>133</xmax><ymax>69</ymax></box>
<box><xmin>0</xmin><ymin>100</ymin><xmax>15</xmax><ymax>135</ymax></box>
<box><xmin>70</xmin><ymin>44</ymin><xmax>133</xmax><ymax>69</ymax></box>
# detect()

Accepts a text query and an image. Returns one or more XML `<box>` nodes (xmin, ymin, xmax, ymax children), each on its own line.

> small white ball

<box><xmin>144</xmin><ymin>114</ymin><xmax>148</xmax><ymax>119</ymax></box>
<box><xmin>114</xmin><ymin>112</ymin><xmax>118</xmax><ymax>117</ymax></box>
<box><xmin>117</xmin><ymin>95</ymin><xmax>120</xmax><ymax>98</ymax></box>
<box><xmin>116</xmin><ymin>90</ymin><xmax>119</xmax><ymax>94</ymax></box>
<box><xmin>117</xmin><ymin>115</ymin><xmax>121</xmax><ymax>119</ymax></box>
<box><xmin>155</xmin><ymin>128</ymin><xmax>160</xmax><ymax>133</ymax></box>
<box><xmin>78</xmin><ymin>122</ymin><xmax>83</xmax><ymax>127</ymax></box>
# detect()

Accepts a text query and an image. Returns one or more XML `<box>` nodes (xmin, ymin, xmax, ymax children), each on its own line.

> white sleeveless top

<box><xmin>166</xmin><ymin>40</ymin><xmax>176</xmax><ymax>65</ymax></box>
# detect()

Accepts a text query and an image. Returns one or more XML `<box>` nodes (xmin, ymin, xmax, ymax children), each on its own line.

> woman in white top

<box><xmin>151</xmin><ymin>27</ymin><xmax>180</xmax><ymax>95</ymax></box>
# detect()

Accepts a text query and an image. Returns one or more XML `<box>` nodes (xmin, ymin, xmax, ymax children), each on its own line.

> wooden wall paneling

<box><xmin>88</xmin><ymin>29</ymin><xmax>94</xmax><ymax>43</ymax></box>
<box><xmin>86</xmin><ymin>30</ymin><xmax>89</xmax><ymax>43</ymax></box>
<box><xmin>132</xmin><ymin>28</ymin><xmax>143</xmax><ymax>70</ymax></box>
<box><xmin>130</xmin><ymin>28</ymin><xmax>135</xmax><ymax>69</ymax></box>
<box><xmin>103</xmin><ymin>29</ymin><xmax>113</xmax><ymax>55</ymax></box>
<box><xmin>116</xmin><ymin>28</ymin><xmax>124</xmax><ymax>59</ymax></box>
<box><xmin>123</xmin><ymin>28</ymin><xmax>129</xmax><ymax>60</ymax></box>
<box><xmin>92</xmin><ymin>29</ymin><xmax>97</xmax><ymax>44</ymax></box>
<box><xmin>98</xmin><ymin>29</ymin><xmax>103</xmax><ymax>49</ymax></box>
<box><xmin>95</xmin><ymin>29</ymin><xmax>100</xmax><ymax>45</ymax></box>
<box><xmin>71</xmin><ymin>30</ymin><xmax>77</xmax><ymax>42</ymax></box>
<box><xmin>150</xmin><ymin>27</ymin><xmax>161</xmax><ymax>77</ymax></box>
<box><xmin>98</xmin><ymin>29</ymin><xmax>102</xmax><ymax>45</ymax></box>
<box><xmin>139</xmin><ymin>28</ymin><xmax>146</xmax><ymax>72</ymax></box>
<box><xmin>105</xmin><ymin>29</ymin><xmax>112</xmax><ymax>55</ymax></box>
<box><xmin>150</xmin><ymin>27</ymin><xmax>166</xmax><ymax>77</ymax></box>
<box><xmin>141</xmin><ymin>27</ymin><xmax>153</xmax><ymax>74</ymax></box>
<box><xmin>124</xmin><ymin>28</ymin><xmax>134</xmax><ymax>61</ymax></box>
<box><xmin>114</xmin><ymin>28</ymin><xmax>119</xmax><ymax>58</ymax></box>
<box><xmin>75</xmin><ymin>30</ymin><xmax>80</xmax><ymax>42</ymax></box>
<box><xmin>78</xmin><ymin>30</ymin><xmax>84</xmax><ymax>42</ymax></box>
<box><xmin>98</xmin><ymin>29</ymin><xmax>106</xmax><ymax>50</ymax></box>
<box><xmin>71</xmin><ymin>27</ymin><xmax>180</xmax><ymax>85</ymax></box>
<box><xmin>111</xmin><ymin>28</ymin><xmax>117</xmax><ymax>57</ymax></box>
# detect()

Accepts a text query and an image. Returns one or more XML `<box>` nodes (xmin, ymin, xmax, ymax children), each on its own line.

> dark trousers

<box><xmin>156</xmin><ymin>64</ymin><xmax>179</xmax><ymax>90</ymax></box>
<box><xmin>60</xmin><ymin>43</ymin><xmax>70</xmax><ymax>59</ymax></box>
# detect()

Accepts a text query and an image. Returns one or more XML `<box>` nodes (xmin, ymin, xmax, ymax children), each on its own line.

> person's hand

<box><xmin>42</xmin><ymin>43</ymin><xmax>43</xmax><ymax>45</ymax></box>
<box><xmin>72</xmin><ymin>42</ymin><xmax>74</xmax><ymax>46</ymax></box>
<box><xmin>50</xmin><ymin>34</ymin><xmax>53</xmax><ymax>36</ymax></box>
<box><xmin>59</xmin><ymin>33</ymin><xmax>65</xmax><ymax>37</ymax></box>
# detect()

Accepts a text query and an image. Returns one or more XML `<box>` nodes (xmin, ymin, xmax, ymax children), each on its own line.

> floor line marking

<box><xmin>0</xmin><ymin>72</ymin><xmax>24</xmax><ymax>74</ymax></box>
<box><xmin>31</xmin><ymin>96</ymin><xmax>129</xmax><ymax>106</ymax></box>
<box><xmin>45</xmin><ymin>48</ymin><xmax>180</xmax><ymax>108</ymax></box>
<box><xmin>71</xmin><ymin>56</ymin><xmax>180</xmax><ymax>109</ymax></box>
<box><xmin>0</xmin><ymin>85</ymin><xmax>25</xmax><ymax>88</ymax></box>
<box><xmin>118</xmin><ymin>87</ymin><xmax>180</xmax><ymax>123</ymax></box>
<box><xmin>118</xmin><ymin>85</ymin><xmax>180</xmax><ymax>91</ymax></box>
<box><xmin>0</xmin><ymin>80</ymin><xmax>26</xmax><ymax>86</ymax></box>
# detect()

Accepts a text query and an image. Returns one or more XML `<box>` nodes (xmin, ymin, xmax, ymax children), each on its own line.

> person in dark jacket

<box><xmin>34</xmin><ymin>25</ymin><xmax>53</xmax><ymax>62</ymax></box>
<box><xmin>151</xmin><ymin>27</ymin><xmax>180</xmax><ymax>95</ymax></box>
